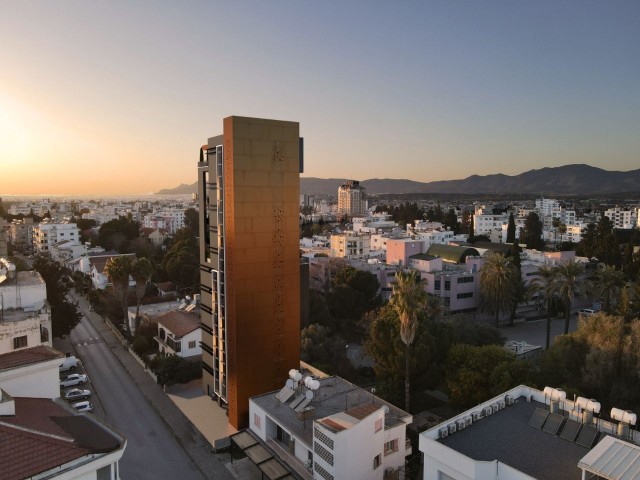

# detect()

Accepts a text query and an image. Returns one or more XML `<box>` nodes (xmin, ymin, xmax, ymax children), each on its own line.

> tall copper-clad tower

<box><xmin>198</xmin><ymin>116</ymin><xmax>302</xmax><ymax>429</ymax></box>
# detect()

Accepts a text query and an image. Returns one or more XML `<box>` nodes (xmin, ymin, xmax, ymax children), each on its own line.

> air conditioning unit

<box><xmin>438</xmin><ymin>427</ymin><xmax>449</xmax><ymax>438</ymax></box>
<box><xmin>471</xmin><ymin>411</ymin><xmax>482</xmax><ymax>421</ymax></box>
<box><xmin>456</xmin><ymin>419</ymin><xmax>466</xmax><ymax>430</ymax></box>
<box><xmin>447</xmin><ymin>423</ymin><xmax>457</xmax><ymax>435</ymax></box>
<box><xmin>498</xmin><ymin>400</ymin><xmax>506</xmax><ymax>410</ymax></box>
<box><xmin>464</xmin><ymin>415</ymin><xmax>473</xmax><ymax>427</ymax></box>
<box><xmin>492</xmin><ymin>403</ymin><xmax>500</xmax><ymax>414</ymax></box>
<box><xmin>483</xmin><ymin>406</ymin><xmax>493</xmax><ymax>416</ymax></box>
<box><xmin>506</xmin><ymin>395</ymin><xmax>515</xmax><ymax>406</ymax></box>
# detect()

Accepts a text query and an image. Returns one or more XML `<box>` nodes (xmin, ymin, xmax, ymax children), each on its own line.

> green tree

<box><xmin>592</xmin><ymin>264</ymin><xmax>625</xmax><ymax>314</ymax></box>
<box><xmin>506</xmin><ymin>213</ymin><xmax>516</xmax><ymax>243</ymax></box>
<box><xmin>300</xmin><ymin>324</ymin><xmax>352</xmax><ymax>377</ymax></box>
<box><xmin>97</xmin><ymin>215</ymin><xmax>140</xmax><ymax>252</ymax></box>
<box><xmin>460</xmin><ymin>209</ymin><xmax>472</xmax><ymax>236</ymax></box>
<box><xmin>389</xmin><ymin>270</ymin><xmax>428</xmax><ymax>412</ymax></box>
<box><xmin>104</xmin><ymin>255</ymin><xmax>134</xmax><ymax>337</ymax></box>
<box><xmin>161</xmin><ymin>230</ymin><xmax>199</xmax><ymax>291</ymax></box>
<box><xmin>32</xmin><ymin>257</ymin><xmax>82</xmax><ymax>337</ymax></box>
<box><xmin>530</xmin><ymin>265</ymin><xmax>557</xmax><ymax>349</ymax></box>
<box><xmin>130</xmin><ymin>257</ymin><xmax>153</xmax><ymax>333</ymax></box>
<box><xmin>183</xmin><ymin>208</ymin><xmax>199</xmax><ymax>236</ymax></box>
<box><xmin>520</xmin><ymin>212</ymin><xmax>544</xmax><ymax>250</ymax></box>
<box><xmin>446</xmin><ymin>344</ymin><xmax>529</xmax><ymax>408</ymax></box>
<box><xmin>468</xmin><ymin>215</ymin><xmax>475</xmax><ymax>243</ymax></box>
<box><xmin>554</xmin><ymin>260</ymin><xmax>589</xmax><ymax>334</ymax></box>
<box><xmin>479</xmin><ymin>253</ymin><xmax>520</xmax><ymax>327</ymax></box>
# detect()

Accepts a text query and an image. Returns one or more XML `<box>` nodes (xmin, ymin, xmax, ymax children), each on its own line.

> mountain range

<box><xmin>156</xmin><ymin>164</ymin><xmax>640</xmax><ymax>196</ymax></box>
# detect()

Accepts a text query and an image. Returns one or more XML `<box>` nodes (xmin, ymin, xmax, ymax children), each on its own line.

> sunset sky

<box><xmin>1</xmin><ymin>1</ymin><xmax>639</xmax><ymax>195</ymax></box>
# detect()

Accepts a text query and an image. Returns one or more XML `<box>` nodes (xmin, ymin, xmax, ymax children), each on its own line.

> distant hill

<box><xmin>156</xmin><ymin>164</ymin><xmax>640</xmax><ymax>196</ymax></box>
<box><xmin>155</xmin><ymin>183</ymin><xmax>197</xmax><ymax>195</ymax></box>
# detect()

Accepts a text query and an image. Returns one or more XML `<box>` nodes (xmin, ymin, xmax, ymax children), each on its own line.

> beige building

<box><xmin>338</xmin><ymin>180</ymin><xmax>367</xmax><ymax>218</ymax></box>
<box><xmin>330</xmin><ymin>232</ymin><xmax>371</xmax><ymax>259</ymax></box>
<box><xmin>198</xmin><ymin>116</ymin><xmax>302</xmax><ymax>429</ymax></box>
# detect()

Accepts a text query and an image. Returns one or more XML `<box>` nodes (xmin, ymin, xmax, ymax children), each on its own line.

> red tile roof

<box><xmin>156</xmin><ymin>281</ymin><xmax>176</xmax><ymax>292</ymax></box>
<box><xmin>0</xmin><ymin>346</ymin><xmax>64</xmax><ymax>371</ymax></box>
<box><xmin>0</xmin><ymin>397</ymin><xmax>123</xmax><ymax>479</ymax></box>
<box><xmin>156</xmin><ymin>310</ymin><xmax>199</xmax><ymax>337</ymax></box>
<box><xmin>0</xmin><ymin>424</ymin><xmax>89</xmax><ymax>480</ymax></box>
<box><xmin>89</xmin><ymin>253</ymin><xmax>136</xmax><ymax>274</ymax></box>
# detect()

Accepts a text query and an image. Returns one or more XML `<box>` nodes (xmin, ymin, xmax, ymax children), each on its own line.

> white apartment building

<box><xmin>330</xmin><ymin>233</ymin><xmax>371</xmax><ymax>259</ymax></box>
<box><xmin>0</xmin><ymin>259</ymin><xmax>52</xmax><ymax>353</ymax></box>
<box><xmin>338</xmin><ymin>180</ymin><xmax>367</xmax><ymax>218</ymax></box>
<box><xmin>7</xmin><ymin>219</ymin><xmax>35</xmax><ymax>253</ymax></box>
<box><xmin>248</xmin><ymin>372</ymin><xmax>412</xmax><ymax>480</ymax></box>
<box><xmin>473</xmin><ymin>214</ymin><xmax>508</xmax><ymax>239</ymax></box>
<box><xmin>535</xmin><ymin>198</ymin><xmax>577</xmax><ymax>229</ymax></box>
<box><xmin>142</xmin><ymin>208</ymin><xmax>186</xmax><ymax>235</ymax></box>
<box><xmin>32</xmin><ymin>220</ymin><xmax>80</xmax><ymax>255</ymax></box>
<box><xmin>604</xmin><ymin>206</ymin><xmax>638</xmax><ymax>229</ymax></box>
<box><xmin>419</xmin><ymin>384</ymin><xmax>640</xmax><ymax>480</ymax></box>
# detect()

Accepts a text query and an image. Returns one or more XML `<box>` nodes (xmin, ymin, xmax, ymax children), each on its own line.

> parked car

<box><xmin>64</xmin><ymin>388</ymin><xmax>91</xmax><ymax>401</ymax></box>
<box><xmin>59</xmin><ymin>356</ymin><xmax>79</xmax><ymax>372</ymax></box>
<box><xmin>578</xmin><ymin>308</ymin><xmax>597</xmax><ymax>317</ymax></box>
<box><xmin>60</xmin><ymin>374</ymin><xmax>87</xmax><ymax>388</ymax></box>
<box><xmin>71</xmin><ymin>401</ymin><xmax>93</xmax><ymax>412</ymax></box>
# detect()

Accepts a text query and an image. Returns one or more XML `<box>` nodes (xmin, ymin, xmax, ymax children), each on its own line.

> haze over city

<box><xmin>1</xmin><ymin>1</ymin><xmax>639</xmax><ymax>195</ymax></box>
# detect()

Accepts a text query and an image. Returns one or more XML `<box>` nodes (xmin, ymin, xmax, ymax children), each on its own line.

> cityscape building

<box><xmin>198</xmin><ymin>116</ymin><xmax>303</xmax><ymax>429</ymax></box>
<box><xmin>337</xmin><ymin>180</ymin><xmax>367</xmax><ymax>218</ymax></box>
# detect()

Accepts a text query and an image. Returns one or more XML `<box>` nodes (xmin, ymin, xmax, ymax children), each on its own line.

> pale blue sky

<box><xmin>1</xmin><ymin>1</ymin><xmax>638</xmax><ymax>194</ymax></box>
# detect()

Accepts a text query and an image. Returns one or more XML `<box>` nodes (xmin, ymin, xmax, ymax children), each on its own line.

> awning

<box><xmin>230</xmin><ymin>430</ymin><xmax>300</xmax><ymax>480</ymax></box>
<box><xmin>578</xmin><ymin>435</ymin><xmax>640</xmax><ymax>480</ymax></box>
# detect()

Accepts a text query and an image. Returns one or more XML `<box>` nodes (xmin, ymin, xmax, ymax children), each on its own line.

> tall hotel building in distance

<box><xmin>198</xmin><ymin>116</ymin><xmax>302</xmax><ymax>429</ymax></box>
<box><xmin>338</xmin><ymin>180</ymin><xmax>367</xmax><ymax>218</ymax></box>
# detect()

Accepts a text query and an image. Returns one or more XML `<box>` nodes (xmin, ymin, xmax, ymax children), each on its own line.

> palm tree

<box><xmin>592</xmin><ymin>263</ymin><xmax>625</xmax><ymax>314</ymax></box>
<box><xmin>554</xmin><ymin>259</ymin><xmax>589</xmax><ymax>334</ymax></box>
<box><xmin>130</xmin><ymin>258</ymin><xmax>153</xmax><ymax>334</ymax></box>
<box><xmin>104</xmin><ymin>255</ymin><xmax>134</xmax><ymax>337</ymax></box>
<box><xmin>479</xmin><ymin>253</ymin><xmax>520</xmax><ymax>327</ymax></box>
<box><xmin>530</xmin><ymin>265</ymin><xmax>557</xmax><ymax>349</ymax></box>
<box><xmin>390</xmin><ymin>269</ymin><xmax>427</xmax><ymax>412</ymax></box>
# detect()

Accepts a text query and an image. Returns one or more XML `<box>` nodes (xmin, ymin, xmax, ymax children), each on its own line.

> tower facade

<box><xmin>198</xmin><ymin>116</ymin><xmax>302</xmax><ymax>429</ymax></box>
<box><xmin>337</xmin><ymin>180</ymin><xmax>366</xmax><ymax>218</ymax></box>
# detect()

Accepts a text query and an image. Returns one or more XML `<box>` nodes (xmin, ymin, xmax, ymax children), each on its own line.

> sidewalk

<box><xmin>68</xmin><ymin>291</ymin><xmax>233</xmax><ymax>480</ymax></box>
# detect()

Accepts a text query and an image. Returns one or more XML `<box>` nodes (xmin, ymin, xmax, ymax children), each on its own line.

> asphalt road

<box><xmin>68</xmin><ymin>306</ymin><xmax>204</xmax><ymax>479</ymax></box>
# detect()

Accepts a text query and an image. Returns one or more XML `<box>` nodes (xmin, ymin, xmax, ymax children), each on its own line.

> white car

<box><xmin>578</xmin><ymin>308</ymin><xmax>597</xmax><ymax>317</ymax></box>
<box><xmin>71</xmin><ymin>401</ymin><xmax>93</xmax><ymax>412</ymax></box>
<box><xmin>60</xmin><ymin>374</ymin><xmax>88</xmax><ymax>388</ymax></box>
<box><xmin>64</xmin><ymin>388</ymin><xmax>91</xmax><ymax>401</ymax></box>
<box><xmin>59</xmin><ymin>356</ymin><xmax>79</xmax><ymax>372</ymax></box>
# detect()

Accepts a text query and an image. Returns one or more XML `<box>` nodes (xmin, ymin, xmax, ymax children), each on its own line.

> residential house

<box><xmin>155</xmin><ymin>310</ymin><xmax>201</xmax><ymax>359</ymax></box>
<box><xmin>0</xmin><ymin>345</ymin><xmax>127</xmax><ymax>479</ymax></box>
<box><xmin>0</xmin><ymin>259</ymin><xmax>51</xmax><ymax>351</ymax></box>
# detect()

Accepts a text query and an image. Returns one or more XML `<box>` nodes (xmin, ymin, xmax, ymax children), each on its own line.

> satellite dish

<box><xmin>383</xmin><ymin>406</ymin><xmax>390</xmax><ymax>414</ymax></box>
<box><xmin>289</xmin><ymin>369</ymin><xmax>297</xmax><ymax>379</ymax></box>
<box><xmin>305</xmin><ymin>390</ymin><xmax>314</xmax><ymax>400</ymax></box>
<box><xmin>304</xmin><ymin>377</ymin><xmax>312</xmax><ymax>388</ymax></box>
<box><xmin>311</xmin><ymin>380</ymin><xmax>320</xmax><ymax>390</ymax></box>
<box><xmin>286</xmin><ymin>379</ymin><xmax>293</xmax><ymax>389</ymax></box>
<box><xmin>294</xmin><ymin>372</ymin><xmax>302</xmax><ymax>382</ymax></box>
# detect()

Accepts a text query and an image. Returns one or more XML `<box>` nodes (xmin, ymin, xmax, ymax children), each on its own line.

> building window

<box><xmin>384</xmin><ymin>439</ymin><xmax>399</xmax><ymax>455</ymax></box>
<box><xmin>375</xmin><ymin>418</ymin><xmax>383</xmax><ymax>432</ymax></box>
<box><xmin>254</xmin><ymin>413</ymin><xmax>261</xmax><ymax>430</ymax></box>
<box><xmin>444</xmin><ymin>280</ymin><xmax>450</xmax><ymax>291</ymax></box>
<box><xmin>434</xmin><ymin>280</ymin><xmax>441</xmax><ymax>290</ymax></box>
<box><xmin>314</xmin><ymin>427</ymin><xmax>334</xmax><ymax>449</ymax></box>
<box><xmin>13</xmin><ymin>336</ymin><xmax>27</xmax><ymax>349</ymax></box>
<box><xmin>314</xmin><ymin>442</ymin><xmax>334</xmax><ymax>466</ymax></box>
<box><xmin>314</xmin><ymin>462</ymin><xmax>334</xmax><ymax>480</ymax></box>
<box><xmin>457</xmin><ymin>276</ymin><xmax>473</xmax><ymax>284</ymax></box>
<box><xmin>373</xmin><ymin>454</ymin><xmax>381</xmax><ymax>469</ymax></box>
<box><xmin>188</xmin><ymin>341</ymin><xmax>196</xmax><ymax>349</ymax></box>
<box><xmin>457</xmin><ymin>292</ymin><xmax>473</xmax><ymax>299</ymax></box>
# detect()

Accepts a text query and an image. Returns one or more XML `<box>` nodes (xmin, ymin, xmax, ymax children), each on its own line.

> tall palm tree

<box><xmin>390</xmin><ymin>269</ymin><xmax>427</xmax><ymax>412</ymax></box>
<box><xmin>530</xmin><ymin>265</ymin><xmax>557</xmax><ymax>349</ymax></box>
<box><xmin>104</xmin><ymin>255</ymin><xmax>134</xmax><ymax>337</ymax></box>
<box><xmin>554</xmin><ymin>259</ymin><xmax>588</xmax><ymax>334</ymax></box>
<box><xmin>479</xmin><ymin>253</ymin><xmax>520</xmax><ymax>327</ymax></box>
<box><xmin>130</xmin><ymin>257</ymin><xmax>153</xmax><ymax>334</ymax></box>
<box><xmin>592</xmin><ymin>263</ymin><xmax>625</xmax><ymax>314</ymax></box>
